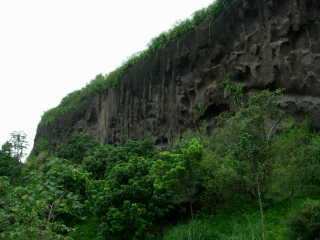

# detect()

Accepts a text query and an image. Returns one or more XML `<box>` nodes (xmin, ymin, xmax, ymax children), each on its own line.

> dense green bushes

<box><xmin>0</xmin><ymin>135</ymin><xmax>25</xmax><ymax>183</ymax></box>
<box><xmin>14</xmin><ymin>137</ymin><xmax>205</xmax><ymax>239</ymax></box>
<box><xmin>0</xmin><ymin>159</ymin><xmax>90</xmax><ymax>239</ymax></box>
<box><xmin>87</xmin><ymin>138</ymin><xmax>204</xmax><ymax>239</ymax></box>
<box><xmin>56</xmin><ymin>133</ymin><xmax>98</xmax><ymax>164</ymax></box>
<box><xmin>4</xmin><ymin>87</ymin><xmax>320</xmax><ymax>239</ymax></box>
<box><xmin>40</xmin><ymin>0</ymin><xmax>236</xmax><ymax>126</ymax></box>
<box><xmin>0</xmin><ymin>150</ymin><xmax>21</xmax><ymax>183</ymax></box>
<box><xmin>161</xmin><ymin>87</ymin><xmax>320</xmax><ymax>239</ymax></box>
<box><xmin>288</xmin><ymin>200</ymin><xmax>320</xmax><ymax>240</ymax></box>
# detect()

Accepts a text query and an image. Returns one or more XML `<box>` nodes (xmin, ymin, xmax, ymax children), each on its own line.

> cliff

<box><xmin>33</xmin><ymin>0</ymin><xmax>320</xmax><ymax>153</ymax></box>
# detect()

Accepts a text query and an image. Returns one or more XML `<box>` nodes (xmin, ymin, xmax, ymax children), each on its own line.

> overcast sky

<box><xmin>0</xmin><ymin>0</ymin><xmax>214</xmax><ymax>156</ymax></box>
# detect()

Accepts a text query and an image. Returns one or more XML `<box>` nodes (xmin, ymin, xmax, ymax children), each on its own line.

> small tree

<box><xmin>0</xmin><ymin>141</ymin><xmax>22</xmax><ymax>182</ymax></box>
<box><xmin>8</xmin><ymin>131</ymin><xmax>28</xmax><ymax>162</ymax></box>
<box><xmin>152</xmin><ymin>138</ymin><xmax>203</xmax><ymax>219</ymax></box>
<box><xmin>208</xmin><ymin>84</ymin><xmax>285</xmax><ymax>240</ymax></box>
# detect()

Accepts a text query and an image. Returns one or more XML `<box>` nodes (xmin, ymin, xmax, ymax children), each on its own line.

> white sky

<box><xmin>0</xmin><ymin>0</ymin><xmax>214</xmax><ymax>156</ymax></box>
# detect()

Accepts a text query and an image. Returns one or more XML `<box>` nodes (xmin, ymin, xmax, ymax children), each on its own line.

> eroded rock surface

<box><xmin>33</xmin><ymin>0</ymin><xmax>320</xmax><ymax>152</ymax></box>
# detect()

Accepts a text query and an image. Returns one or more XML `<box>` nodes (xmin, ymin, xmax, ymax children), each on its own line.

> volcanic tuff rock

<box><xmin>34</xmin><ymin>0</ymin><xmax>320</xmax><ymax>152</ymax></box>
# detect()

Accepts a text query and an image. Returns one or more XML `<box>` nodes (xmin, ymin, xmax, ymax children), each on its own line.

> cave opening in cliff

<box><xmin>200</xmin><ymin>103</ymin><xmax>230</xmax><ymax>121</ymax></box>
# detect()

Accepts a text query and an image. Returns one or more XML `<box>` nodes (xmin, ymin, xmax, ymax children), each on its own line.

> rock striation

<box><xmin>33</xmin><ymin>0</ymin><xmax>320</xmax><ymax>152</ymax></box>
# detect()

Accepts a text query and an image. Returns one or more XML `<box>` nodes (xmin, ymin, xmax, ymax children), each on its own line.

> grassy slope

<box><xmin>162</xmin><ymin>197</ymin><xmax>319</xmax><ymax>240</ymax></box>
<box><xmin>70</xmin><ymin>197</ymin><xmax>318</xmax><ymax>240</ymax></box>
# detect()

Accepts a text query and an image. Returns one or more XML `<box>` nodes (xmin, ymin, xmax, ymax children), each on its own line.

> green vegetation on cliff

<box><xmin>40</xmin><ymin>0</ymin><xmax>235</xmax><ymax>126</ymax></box>
<box><xmin>2</xmin><ymin>86</ymin><xmax>320</xmax><ymax>239</ymax></box>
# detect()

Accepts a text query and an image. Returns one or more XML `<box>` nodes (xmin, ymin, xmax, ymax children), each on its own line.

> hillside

<box><xmin>33</xmin><ymin>0</ymin><xmax>320</xmax><ymax>154</ymax></box>
<box><xmin>2</xmin><ymin>0</ymin><xmax>320</xmax><ymax>239</ymax></box>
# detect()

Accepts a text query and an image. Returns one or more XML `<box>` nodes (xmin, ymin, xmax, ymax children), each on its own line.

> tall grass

<box><xmin>163</xmin><ymin>214</ymin><xmax>263</xmax><ymax>240</ymax></box>
<box><xmin>40</xmin><ymin>0</ymin><xmax>236</xmax><ymax>126</ymax></box>
<box><xmin>162</xmin><ymin>198</ymin><xmax>318</xmax><ymax>240</ymax></box>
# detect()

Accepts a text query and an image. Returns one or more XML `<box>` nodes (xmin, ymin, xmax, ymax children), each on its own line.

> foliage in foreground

<box><xmin>3</xmin><ymin>88</ymin><xmax>320</xmax><ymax>239</ymax></box>
<box><xmin>0</xmin><ymin>159</ymin><xmax>90</xmax><ymax>240</ymax></box>
<box><xmin>288</xmin><ymin>200</ymin><xmax>320</xmax><ymax>240</ymax></box>
<box><xmin>163</xmin><ymin>198</ymin><xmax>320</xmax><ymax>240</ymax></box>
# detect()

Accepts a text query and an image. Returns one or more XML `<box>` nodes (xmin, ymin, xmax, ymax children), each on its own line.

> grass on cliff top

<box><xmin>40</xmin><ymin>0</ymin><xmax>236</xmax><ymax>126</ymax></box>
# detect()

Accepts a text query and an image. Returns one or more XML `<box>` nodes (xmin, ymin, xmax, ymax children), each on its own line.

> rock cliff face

<box><xmin>34</xmin><ymin>0</ymin><xmax>320</xmax><ymax>152</ymax></box>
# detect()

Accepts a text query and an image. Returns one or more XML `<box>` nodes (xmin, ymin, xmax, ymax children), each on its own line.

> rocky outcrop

<box><xmin>33</xmin><ymin>0</ymin><xmax>320</xmax><ymax>152</ymax></box>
